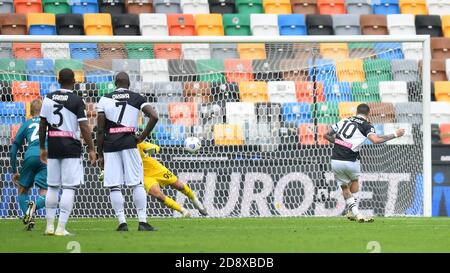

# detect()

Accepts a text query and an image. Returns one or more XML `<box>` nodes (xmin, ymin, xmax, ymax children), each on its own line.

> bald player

<box><xmin>97</xmin><ymin>72</ymin><xmax>159</xmax><ymax>232</ymax></box>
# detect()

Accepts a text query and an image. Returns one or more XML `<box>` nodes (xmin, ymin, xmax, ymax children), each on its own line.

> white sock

<box><xmin>346</xmin><ymin>197</ymin><xmax>360</xmax><ymax>216</ymax></box>
<box><xmin>352</xmin><ymin>192</ymin><xmax>359</xmax><ymax>204</ymax></box>
<box><xmin>45</xmin><ymin>186</ymin><xmax>59</xmax><ymax>228</ymax></box>
<box><xmin>110</xmin><ymin>188</ymin><xmax>126</xmax><ymax>224</ymax></box>
<box><xmin>57</xmin><ymin>188</ymin><xmax>75</xmax><ymax>230</ymax></box>
<box><xmin>133</xmin><ymin>184</ymin><xmax>147</xmax><ymax>223</ymax></box>
<box><xmin>192</xmin><ymin>196</ymin><xmax>205</xmax><ymax>210</ymax></box>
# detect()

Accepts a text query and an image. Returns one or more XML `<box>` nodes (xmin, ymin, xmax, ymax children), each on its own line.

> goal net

<box><xmin>0</xmin><ymin>37</ymin><xmax>430</xmax><ymax>218</ymax></box>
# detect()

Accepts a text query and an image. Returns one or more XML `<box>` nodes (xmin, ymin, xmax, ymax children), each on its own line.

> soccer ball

<box><xmin>184</xmin><ymin>137</ymin><xmax>201</xmax><ymax>154</ymax></box>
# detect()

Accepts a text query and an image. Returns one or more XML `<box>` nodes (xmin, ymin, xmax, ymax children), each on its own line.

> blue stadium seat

<box><xmin>281</xmin><ymin>102</ymin><xmax>311</xmax><ymax>126</ymax></box>
<box><xmin>323</xmin><ymin>82</ymin><xmax>352</xmax><ymax>102</ymax></box>
<box><xmin>154</xmin><ymin>124</ymin><xmax>186</xmax><ymax>146</ymax></box>
<box><xmin>374</xmin><ymin>43</ymin><xmax>403</xmax><ymax>60</ymax></box>
<box><xmin>0</xmin><ymin>102</ymin><xmax>26</xmax><ymax>124</ymax></box>
<box><xmin>26</xmin><ymin>59</ymin><xmax>56</xmax><ymax>83</ymax></box>
<box><xmin>309</xmin><ymin>59</ymin><xmax>337</xmax><ymax>85</ymax></box>
<box><xmin>71</xmin><ymin>0</ymin><xmax>99</xmax><ymax>14</ymax></box>
<box><xmin>278</xmin><ymin>14</ymin><xmax>307</xmax><ymax>36</ymax></box>
<box><xmin>372</xmin><ymin>0</ymin><xmax>399</xmax><ymax>15</ymax></box>
<box><xmin>40</xmin><ymin>82</ymin><xmax>60</xmax><ymax>97</ymax></box>
<box><xmin>69</xmin><ymin>43</ymin><xmax>98</xmax><ymax>60</ymax></box>
<box><xmin>84</xmin><ymin>72</ymin><xmax>113</xmax><ymax>83</ymax></box>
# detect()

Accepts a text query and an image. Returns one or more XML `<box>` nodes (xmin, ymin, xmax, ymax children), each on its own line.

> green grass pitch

<box><xmin>1</xmin><ymin>217</ymin><xmax>449</xmax><ymax>253</ymax></box>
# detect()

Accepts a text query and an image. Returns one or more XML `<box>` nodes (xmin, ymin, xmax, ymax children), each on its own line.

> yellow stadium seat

<box><xmin>263</xmin><ymin>0</ymin><xmax>292</xmax><ymax>14</ymax></box>
<box><xmin>84</xmin><ymin>13</ymin><xmax>113</xmax><ymax>36</ymax></box>
<box><xmin>237</xmin><ymin>43</ymin><xmax>266</xmax><ymax>60</ymax></box>
<box><xmin>239</xmin><ymin>81</ymin><xmax>268</xmax><ymax>103</ymax></box>
<box><xmin>27</xmin><ymin>12</ymin><xmax>55</xmax><ymax>30</ymax></box>
<box><xmin>336</xmin><ymin>59</ymin><xmax>365</xmax><ymax>82</ymax></box>
<box><xmin>434</xmin><ymin>81</ymin><xmax>450</xmax><ymax>102</ymax></box>
<box><xmin>443</xmin><ymin>16</ymin><xmax>450</xmax><ymax>38</ymax></box>
<box><xmin>338</xmin><ymin>102</ymin><xmax>360</xmax><ymax>119</ymax></box>
<box><xmin>399</xmin><ymin>0</ymin><xmax>427</xmax><ymax>15</ymax></box>
<box><xmin>214</xmin><ymin>124</ymin><xmax>244</xmax><ymax>145</ymax></box>
<box><xmin>195</xmin><ymin>14</ymin><xmax>224</xmax><ymax>36</ymax></box>
<box><xmin>320</xmin><ymin>43</ymin><xmax>349</xmax><ymax>61</ymax></box>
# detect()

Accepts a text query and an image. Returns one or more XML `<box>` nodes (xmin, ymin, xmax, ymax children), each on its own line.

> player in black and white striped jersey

<box><xmin>39</xmin><ymin>68</ymin><xmax>96</xmax><ymax>236</ymax></box>
<box><xmin>324</xmin><ymin>103</ymin><xmax>405</xmax><ymax>223</ymax></box>
<box><xmin>96</xmin><ymin>72</ymin><xmax>159</xmax><ymax>232</ymax></box>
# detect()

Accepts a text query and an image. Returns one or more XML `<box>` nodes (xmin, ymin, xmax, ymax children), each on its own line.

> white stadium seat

<box><xmin>140</xmin><ymin>59</ymin><xmax>170</xmax><ymax>82</ymax></box>
<box><xmin>427</xmin><ymin>0</ymin><xmax>450</xmax><ymax>16</ymax></box>
<box><xmin>267</xmin><ymin>81</ymin><xmax>297</xmax><ymax>103</ymax></box>
<box><xmin>180</xmin><ymin>0</ymin><xmax>210</xmax><ymax>14</ymax></box>
<box><xmin>379</xmin><ymin>81</ymin><xmax>409</xmax><ymax>103</ymax></box>
<box><xmin>139</xmin><ymin>14</ymin><xmax>168</xmax><ymax>36</ymax></box>
<box><xmin>225</xmin><ymin>102</ymin><xmax>256</xmax><ymax>126</ymax></box>
<box><xmin>402</xmin><ymin>43</ymin><xmax>423</xmax><ymax>61</ymax></box>
<box><xmin>182</xmin><ymin>44</ymin><xmax>211</xmax><ymax>60</ymax></box>
<box><xmin>431</xmin><ymin>102</ymin><xmax>450</xmax><ymax>124</ymax></box>
<box><xmin>42</xmin><ymin>43</ymin><xmax>70</xmax><ymax>59</ymax></box>
<box><xmin>384</xmin><ymin>123</ymin><xmax>414</xmax><ymax>145</ymax></box>
<box><xmin>250</xmin><ymin>14</ymin><xmax>279</xmax><ymax>36</ymax></box>
<box><xmin>387</xmin><ymin>14</ymin><xmax>416</xmax><ymax>35</ymax></box>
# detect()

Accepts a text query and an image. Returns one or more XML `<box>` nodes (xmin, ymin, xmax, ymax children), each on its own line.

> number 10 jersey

<box><xmin>40</xmin><ymin>89</ymin><xmax>87</xmax><ymax>159</ymax></box>
<box><xmin>330</xmin><ymin>116</ymin><xmax>376</xmax><ymax>162</ymax></box>
<box><xmin>96</xmin><ymin>88</ymin><xmax>151</xmax><ymax>153</ymax></box>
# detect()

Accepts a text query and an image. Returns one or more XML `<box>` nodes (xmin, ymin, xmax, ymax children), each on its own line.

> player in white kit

<box><xmin>324</xmin><ymin>103</ymin><xmax>405</xmax><ymax>223</ymax></box>
<box><xmin>96</xmin><ymin>72</ymin><xmax>159</xmax><ymax>231</ymax></box>
<box><xmin>39</xmin><ymin>68</ymin><xmax>96</xmax><ymax>236</ymax></box>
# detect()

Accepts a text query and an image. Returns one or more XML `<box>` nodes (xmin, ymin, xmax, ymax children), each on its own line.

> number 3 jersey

<box><xmin>330</xmin><ymin>116</ymin><xmax>376</xmax><ymax>162</ymax></box>
<box><xmin>96</xmin><ymin>88</ymin><xmax>151</xmax><ymax>153</ymax></box>
<box><xmin>40</xmin><ymin>89</ymin><xmax>87</xmax><ymax>159</ymax></box>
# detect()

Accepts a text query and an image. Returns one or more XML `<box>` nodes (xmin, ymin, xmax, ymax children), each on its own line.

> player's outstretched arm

<box><xmin>79</xmin><ymin>120</ymin><xmax>96</xmax><ymax>166</ymax></box>
<box><xmin>39</xmin><ymin>117</ymin><xmax>48</xmax><ymax>164</ymax></box>
<box><xmin>368</xmin><ymin>128</ymin><xmax>405</xmax><ymax>144</ymax></box>
<box><xmin>324</xmin><ymin>126</ymin><xmax>336</xmax><ymax>144</ymax></box>
<box><xmin>96</xmin><ymin>112</ymin><xmax>106</xmax><ymax>169</ymax></box>
<box><xmin>137</xmin><ymin>105</ymin><xmax>159</xmax><ymax>143</ymax></box>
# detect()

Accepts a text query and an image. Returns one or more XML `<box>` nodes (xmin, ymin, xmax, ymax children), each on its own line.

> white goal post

<box><xmin>0</xmin><ymin>35</ymin><xmax>431</xmax><ymax>218</ymax></box>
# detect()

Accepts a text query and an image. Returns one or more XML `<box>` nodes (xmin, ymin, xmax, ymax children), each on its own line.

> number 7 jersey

<box><xmin>330</xmin><ymin>116</ymin><xmax>376</xmax><ymax>162</ymax></box>
<box><xmin>40</xmin><ymin>89</ymin><xmax>87</xmax><ymax>159</ymax></box>
<box><xmin>96</xmin><ymin>88</ymin><xmax>151</xmax><ymax>153</ymax></box>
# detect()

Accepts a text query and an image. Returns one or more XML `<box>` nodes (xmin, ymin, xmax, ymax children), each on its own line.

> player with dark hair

<box><xmin>324</xmin><ymin>103</ymin><xmax>405</xmax><ymax>222</ymax></box>
<box><xmin>10</xmin><ymin>99</ymin><xmax>47</xmax><ymax>231</ymax></box>
<box><xmin>40</xmin><ymin>68</ymin><xmax>96</xmax><ymax>236</ymax></box>
<box><xmin>97</xmin><ymin>72</ymin><xmax>159</xmax><ymax>231</ymax></box>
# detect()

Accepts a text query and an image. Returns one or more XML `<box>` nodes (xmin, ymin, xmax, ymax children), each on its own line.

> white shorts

<box><xmin>104</xmin><ymin>148</ymin><xmax>144</xmax><ymax>188</ymax></box>
<box><xmin>47</xmin><ymin>158</ymin><xmax>84</xmax><ymax>187</ymax></box>
<box><xmin>331</xmin><ymin>159</ymin><xmax>361</xmax><ymax>187</ymax></box>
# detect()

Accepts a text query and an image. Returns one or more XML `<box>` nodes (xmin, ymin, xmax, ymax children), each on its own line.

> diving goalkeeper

<box><xmin>138</xmin><ymin>142</ymin><xmax>207</xmax><ymax>217</ymax></box>
<box><xmin>100</xmin><ymin>141</ymin><xmax>208</xmax><ymax>217</ymax></box>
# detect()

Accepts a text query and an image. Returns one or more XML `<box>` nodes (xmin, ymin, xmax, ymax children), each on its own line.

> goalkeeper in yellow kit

<box><xmin>137</xmin><ymin>141</ymin><xmax>207</xmax><ymax>217</ymax></box>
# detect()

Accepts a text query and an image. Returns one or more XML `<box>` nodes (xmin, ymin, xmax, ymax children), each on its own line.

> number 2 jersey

<box><xmin>40</xmin><ymin>89</ymin><xmax>87</xmax><ymax>159</ymax></box>
<box><xmin>9</xmin><ymin>117</ymin><xmax>44</xmax><ymax>173</ymax></box>
<box><xmin>330</xmin><ymin>116</ymin><xmax>376</xmax><ymax>162</ymax></box>
<box><xmin>96</xmin><ymin>88</ymin><xmax>150</xmax><ymax>153</ymax></box>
